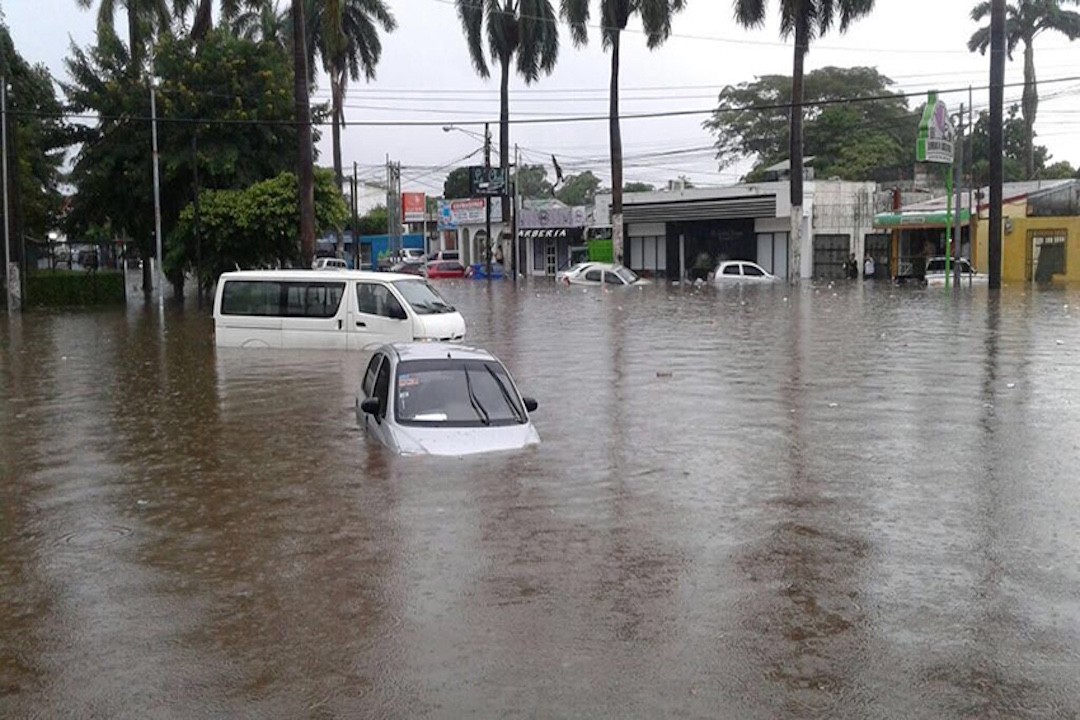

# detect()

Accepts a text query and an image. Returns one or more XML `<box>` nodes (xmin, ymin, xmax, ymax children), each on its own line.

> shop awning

<box><xmin>874</xmin><ymin>209</ymin><xmax>971</xmax><ymax>227</ymax></box>
<box><xmin>624</xmin><ymin>195</ymin><xmax>776</xmax><ymax>223</ymax></box>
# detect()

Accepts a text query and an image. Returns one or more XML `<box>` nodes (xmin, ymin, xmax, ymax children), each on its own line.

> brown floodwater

<box><xmin>2</xmin><ymin>279</ymin><xmax>1080</xmax><ymax>718</ymax></box>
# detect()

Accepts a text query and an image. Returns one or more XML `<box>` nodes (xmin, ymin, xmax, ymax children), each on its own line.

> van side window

<box><xmin>221</xmin><ymin>281</ymin><xmax>281</xmax><ymax>315</ymax></box>
<box><xmin>283</xmin><ymin>282</ymin><xmax>345</xmax><ymax>318</ymax></box>
<box><xmin>362</xmin><ymin>355</ymin><xmax>382</xmax><ymax>396</ymax></box>
<box><xmin>373</xmin><ymin>357</ymin><xmax>391</xmax><ymax>421</ymax></box>
<box><xmin>357</xmin><ymin>283</ymin><xmax>406</xmax><ymax>320</ymax></box>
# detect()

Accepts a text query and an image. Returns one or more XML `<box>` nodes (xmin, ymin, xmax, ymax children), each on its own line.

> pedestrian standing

<box><xmin>846</xmin><ymin>253</ymin><xmax>859</xmax><ymax>280</ymax></box>
<box><xmin>863</xmin><ymin>254</ymin><xmax>875</xmax><ymax>280</ymax></box>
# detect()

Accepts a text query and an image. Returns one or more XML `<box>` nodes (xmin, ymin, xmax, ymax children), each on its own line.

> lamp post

<box><xmin>2</xmin><ymin>75</ymin><xmax>14</xmax><ymax>312</ymax></box>
<box><xmin>150</xmin><ymin>74</ymin><xmax>164</xmax><ymax>304</ymax></box>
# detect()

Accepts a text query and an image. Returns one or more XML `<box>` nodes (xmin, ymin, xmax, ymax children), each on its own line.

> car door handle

<box><xmin>356</xmin><ymin>321</ymin><xmax>366</xmax><ymax>327</ymax></box>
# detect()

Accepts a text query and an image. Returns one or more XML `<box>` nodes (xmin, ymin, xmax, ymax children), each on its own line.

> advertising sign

<box><xmin>519</xmin><ymin>206</ymin><xmax>587</xmax><ymax>229</ymax></box>
<box><xmin>468</xmin><ymin>166</ymin><xmax>507</xmax><ymax>197</ymax></box>
<box><xmin>402</xmin><ymin>192</ymin><xmax>426</xmax><ymax>222</ymax></box>
<box><xmin>916</xmin><ymin>92</ymin><xmax>955</xmax><ymax>164</ymax></box>
<box><xmin>436</xmin><ymin>198</ymin><xmax>503</xmax><ymax>230</ymax></box>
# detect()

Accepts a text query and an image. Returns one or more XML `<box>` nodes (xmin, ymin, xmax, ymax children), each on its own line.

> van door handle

<box><xmin>356</xmin><ymin>321</ymin><xmax>366</xmax><ymax>327</ymax></box>
<box><xmin>337</xmin><ymin>319</ymin><xmax>343</xmax><ymax>330</ymax></box>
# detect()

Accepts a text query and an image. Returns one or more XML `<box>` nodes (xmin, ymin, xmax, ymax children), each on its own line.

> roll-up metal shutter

<box><xmin>623</xmin><ymin>196</ymin><xmax>776</xmax><ymax>223</ymax></box>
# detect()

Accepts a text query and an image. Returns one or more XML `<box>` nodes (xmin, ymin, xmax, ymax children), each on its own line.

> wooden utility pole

<box><xmin>988</xmin><ymin>0</ymin><xmax>1005</xmax><ymax>289</ymax></box>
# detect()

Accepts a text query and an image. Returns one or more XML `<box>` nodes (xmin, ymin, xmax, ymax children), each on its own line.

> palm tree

<box><xmin>75</xmin><ymin>0</ymin><xmax>172</xmax><ymax>71</ymax></box>
<box><xmin>231</xmin><ymin>0</ymin><xmax>290</xmax><ymax>46</ymax></box>
<box><xmin>292</xmin><ymin>0</ymin><xmax>317</xmax><ymax>266</ymax></box>
<box><xmin>732</xmin><ymin>0</ymin><xmax>875</xmax><ymax>283</ymax></box>
<box><xmin>457</xmin><ymin>0</ymin><xmax>560</xmax><ymax>249</ymax></box>
<box><xmin>561</xmin><ymin>0</ymin><xmax>684</xmax><ymax>265</ymax></box>
<box><xmin>968</xmin><ymin>0</ymin><xmax>1080</xmax><ymax>180</ymax></box>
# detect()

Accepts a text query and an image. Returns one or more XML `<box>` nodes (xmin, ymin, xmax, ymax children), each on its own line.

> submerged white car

<box><xmin>557</xmin><ymin>262</ymin><xmax>648</xmax><ymax>286</ymax></box>
<box><xmin>357</xmin><ymin>343</ymin><xmax>540</xmax><ymax>456</ymax></box>
<box><xmin>711</xmin><ymin>260</ymin><xmax>778</xmax><ymax>283</ymax></box>
<box><xmin>924</xmin><ymin>257</ymin><xmax>987</xmax><ymax>286</ymax></box>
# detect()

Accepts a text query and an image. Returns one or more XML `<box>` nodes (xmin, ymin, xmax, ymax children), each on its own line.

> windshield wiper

<box><xmin>463</xmin><ymin>365</ymin><xmax>490</xmax><ymax>425</ymax></box>
<box><xmin>484</xmin><ymin>363</ymin><xmax>524</xmax><ymax>422</ymax></box>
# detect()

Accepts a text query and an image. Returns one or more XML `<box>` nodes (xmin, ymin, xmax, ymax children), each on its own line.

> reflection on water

<box><xmin>3</xmin><ymin>281</ymin><xmax>1080</xmax><ymax>717</ymax></box>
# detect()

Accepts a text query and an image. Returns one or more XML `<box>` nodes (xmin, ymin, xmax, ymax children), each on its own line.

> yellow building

<box><xmin>973</xmin><ymin>180</ymin><xmax>1080</xmax><ymax>283</ymax></box>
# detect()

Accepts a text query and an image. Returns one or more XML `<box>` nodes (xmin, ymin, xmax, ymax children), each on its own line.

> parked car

<box><xmin>711</xmin><ymin>260</ymin><xmax>778</xmax><ymax>283</ymax></box>
<box><xmin>390</xmin><ymin>261</ymin><xmax>425</xmax><ymax>276</ymax></box>
<box><xmin>924</xmin><ymin>256</ymin><xmax>986</xmax><ymax>286</ymax></box>
<box><xmin>558</xmin><ymin>262</ymin><xmax>647</xmax><ymax>287</ymax></box>
<box><xmin>426</xmin><ymin>260</ymin><xmax>467</xmax><ymax>279</ymax></box>
<box><xmin>356</xmin><ymin>342</ymin><xmax>540</xmax><ymax>456</ymax></box>
<box><xmin>430</xmin><ymin>250</ymin><xmax>460</xmax><ymax>262</ymax></box>
<box><xmin>465</xmin><ymin>263</ymin><xmax>507</xmax><ymax>280</ymax></box>
<box><xmin>312</xmin><ymin>257</ymin><xmax>348</xmax><ymax>270</ymax></box>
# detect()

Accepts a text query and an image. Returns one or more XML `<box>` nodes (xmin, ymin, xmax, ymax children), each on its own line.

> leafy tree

<box><xmin>516</xmin><ymin>164</ymin><xmax>553</xmax><ymax>198</ymax></box>
<box><xmin>732</xmin><ymin>0</ymin><xmax>876</xmax><ymax>282</ymax></box>
<box><xmin>706</xmin><ymin>67</ymin><xmax>918</xmax><ymax>182</ymax></box>
<box><xmin>555</xmin><ymin>171</ymin><xmax>601</xmax><ymax>206</ymax></box>
<box><xmin>562</xmin><ymin>0</ymin><xmax>685</xmax><ymax>260</ymax></box>
<box><xmin>623</xmin><ymin>181</ymin><xmax>655</xmax><ymax>193</ymax></box>
<box><xmin>168</xmin><ymin>167</ymin><xmax>347</xmax><ymax>285</ymax></box>
<box><xmin>968</xmin><ymin>104</ymin><xmax>1054</xmax><ymax>184</ymax></box>
<box><xmin>443</xmin><ymin>167</ymin><xmax>471</xmax><ymax>199</ymax></box>
<box><xmin>1042</xmin><ymin>160</ymin><xmax>1078</xmax><ymax>179</ymax></box>
<box><xmin>968</xmin><ymin>0</ymin><xmax>1080</xmax><ymax>180</ymax></box>
<box><xmin>456</xmin><ymin>0</ymin><xmax>559</xmax><ymax>223</ymax></box>
<box><xmin>357</xmin><ymin>205</ymin><xmax>388</xmax><ymax>235</ymax></box>
<box><xmin>0</xmin><ymin>25</ymin><xmax>68</xmax><ymax>269</ymax></box>
<box><xmin>63</xmin><ymin>28</ymin><xmax>302</xmax><ymax>292</ymax></box>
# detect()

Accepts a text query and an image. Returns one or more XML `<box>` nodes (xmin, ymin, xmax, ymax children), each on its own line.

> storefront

<box><xmin>519</xmin><ymin>204</ymin><xmax>588</xmax><ymax>277</ymax></box>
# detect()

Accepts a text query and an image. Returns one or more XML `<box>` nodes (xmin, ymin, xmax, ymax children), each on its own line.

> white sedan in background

<box><xmin>711</xmin><ymin>260</ymin><xmax>778</xmax><ymax>283</ymax></box>
<box><xmin>557</xmin><ymin>262</ymin><xmax>649</xmax><ymax>287</ymax></box>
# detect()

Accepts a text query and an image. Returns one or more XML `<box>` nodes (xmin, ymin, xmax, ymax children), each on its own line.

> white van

<box><xmin>213</xmin><ymin>270</ymin><xmax>466</xmax><ymax>349</ymax></box>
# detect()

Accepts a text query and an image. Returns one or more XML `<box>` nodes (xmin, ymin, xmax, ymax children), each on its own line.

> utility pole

<box><xmin>2</xmin><ymin>74</ymin><xmax>14</xmax><ymax>313</ymax></box>
<box><xmin>192</xmin><ymin>129</ymin><xmax>202</xmax><ymax>305</ymax></box>
<box><xmin>989</xmin><ymin>0</ymin><xmax>1005</xmax><ymax>289</ymax></box>
<box><xmin>484</xmin><ymin>122</ymin><xmax>492</xmax><ymax>281</ymax></box>
<box><xmin>150</xmin><ymin>75</ymin><xmax>164</xmax><ymax>304</ymax></box>
<box><xmin>511</xmin><ymin>143</ymin><xmax>520</xmax><ymax>282</ymax></box>
<box><xmin>954</xmin><ymin>104</ymin><xmax>964</xmax><ymax>288</ymax></box>
<box><xmin>352</xmin><ymin>161</ymin><xmax>360</xmax><ymax>269</ymax></box>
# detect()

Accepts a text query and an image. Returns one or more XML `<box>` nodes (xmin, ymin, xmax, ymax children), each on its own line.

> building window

<box><xmin>629</xmin><ymin>235</ymin><xmax>666</xmax><ymax>277</ymax></box>
<box><xmin>1030</xmin><ymin>230</ymin><xmax>1067</xmax><ymax>282</ymax></box>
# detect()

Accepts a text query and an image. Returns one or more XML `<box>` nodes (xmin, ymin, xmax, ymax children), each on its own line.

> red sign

<box><xmin>402</xmin><ymin>192</ymin><xmax>426</xmax><ymax>222</ymax></box>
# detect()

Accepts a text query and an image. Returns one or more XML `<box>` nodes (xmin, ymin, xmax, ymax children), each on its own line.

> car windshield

<box><xmin>395</xmin><ymin>359</ymin><xmax>526</xmax><ymax>427</ymax></box>
<box><xmin>614</xmin><ymin>266</ymin><xmax>639</xmax><ymax>284</ymax></box>
<box><xmin>392</xmin><ymin>279</ymin><xmax>455</xmax><ymax>314</ymax></box>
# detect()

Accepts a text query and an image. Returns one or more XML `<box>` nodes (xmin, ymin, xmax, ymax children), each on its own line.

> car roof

<box><xmin>220</xmin><ymin>269</ymin><xmax>424</xmax><ymax>282</ymax></box>
<box><xmin>382</xmin><ymin>342</ymin><xmax>498</xmax><ymax>363</ymax></box>
<box><xmin>578</xmin><ymin>262</ymin><xmax>627</xmax><ymax>272</ymax></box>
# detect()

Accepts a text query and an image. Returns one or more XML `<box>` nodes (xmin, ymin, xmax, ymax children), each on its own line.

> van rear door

<box><xmin>215</xmin><ymin>279</ymin><xmax>284</xmax><ymax>348</ymax></box>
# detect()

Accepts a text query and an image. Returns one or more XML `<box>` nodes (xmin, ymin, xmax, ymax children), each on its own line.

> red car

<box><xmin>425</xmin><ymin>260</ymin><xmax>467</xmax><ymax>279</ymax></box>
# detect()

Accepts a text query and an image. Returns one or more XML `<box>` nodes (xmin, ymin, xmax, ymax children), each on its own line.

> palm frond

<box><xmin>560</xmin><ymin>0</ymin><xmax>590</xmax><ymax>46</ymax></box>
<box><xmin>456</xmin><ymin>0</ymin><xmax>490</xmax><ymax>78</ymax></box>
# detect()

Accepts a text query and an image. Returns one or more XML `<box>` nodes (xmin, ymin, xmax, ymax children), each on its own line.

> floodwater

<box><xmin>2</xmin><ymin>279</ymin><xmax>1080</xmax><ymax>718</ymax></box>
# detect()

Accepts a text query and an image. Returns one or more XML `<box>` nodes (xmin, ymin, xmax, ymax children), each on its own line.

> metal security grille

<box><xmin>813</xmin><ymin>234</ymin><xmax>850</xmax><ymax>280</ymax></box>
<box><xmin>623</xmin><ymin>196</ymin><xmax>776</xmax><ymax>223</ymax></box>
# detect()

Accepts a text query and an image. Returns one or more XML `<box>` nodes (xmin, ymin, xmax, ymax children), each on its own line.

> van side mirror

<box><xmin>360</xmin><ymin>397</ymin><xmax>380</xmax><ymax>415</ymax></box>
<box><xmin>522</xmin><ymin>397</ymin><xmax>538</xmax><ymax>413</ymax></box>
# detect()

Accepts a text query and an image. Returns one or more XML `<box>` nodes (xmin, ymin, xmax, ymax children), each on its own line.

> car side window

<box><xmin>603</xmin><ymin>271</ymin><xmax>623</xmax><ymax>285</ymax></box>
<box><xmin>743</xmin><ymin>264</ymin><xmax>765</xmax><ymax>277</ymax></box>
<box><xmin>373</xmin><ymin>357</ymin><xmax>391</xmax><ymax>421</ymax></box>
<box><xmin>357</xmin><ymin>283</ymin><xmax>407</xmax><ymax>320</ymax></box>
<box><xmin>722</xmin><ymin>264</ymin><xmax>741</xmax><ymax>276</ymax></box>
<box><xmin>362</xmin><ymin>354</ymin><xmax>382</xmax><ymax>396</ymax></box>
<box><xmin>584</xmin><ymin>269</ymin><xmax>602</xmax><ymax>282</ymax></box>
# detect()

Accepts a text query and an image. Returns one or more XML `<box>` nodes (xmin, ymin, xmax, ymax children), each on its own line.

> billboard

<box><xmin>402</xmin><ymin>192</ymin><xmax>426</xmax><ymax>223</ymax></box>
<box><xmin>916</xmin><ymin>92</ymin><xmax>955</xmax><ymax>164</ymax></box>
<box><xmin>468</xmin><ymin>166</ymin><xmax>507</xmax><ymax>197</ymax></box>
<box><xmin>436</xmin><ymin>198</ymin><xmax>503</xmax><ymax>229</ymax></box>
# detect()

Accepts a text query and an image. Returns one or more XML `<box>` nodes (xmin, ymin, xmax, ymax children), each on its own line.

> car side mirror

<box><xmin>360</xmin><ymin>397</ymin><xmax>380</xmax><ymax>415</ymax></box>
<box><xmin>522</xmin><ymin>397</ymin><xmax>538</xmax><ymax>413</ymax></box>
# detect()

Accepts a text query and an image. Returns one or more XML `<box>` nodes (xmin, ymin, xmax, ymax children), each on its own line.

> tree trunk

<box><xmin>191</xmin><ymin>0</ymin><xmax>214</xmax><ymax>41</ymax></box>
<box><xmin>1021</xmin><ymin>37</ymin><xmax>1037</xmax><ymax>180</ymax></box>
<box><xmin>292</xmin><ymin>0</ymin><xmax>316</xmax><ymax>268</ymax></box>
<box><xmin>332</xmin><ymin>69</ymin><xmax>345</xmax><ymax>257</ymax></box>
<box><xmin>609</xmin><ymin>30</ymin><xmax>624</xmax><ymax>264</ymax></box>
<box><xmin>788</xmin><ymin>18</ymin><xmax>807</xmax><ymax>284</ymax></box>
<box><xmin>499</xmin><ymin>54</ymin><xmax>511</xmax><ymax>263</ymax></box>
<box><xmin>127</xmin><ymin>6</ymin><xmax>143</xmax><ymax>73</ymax></box>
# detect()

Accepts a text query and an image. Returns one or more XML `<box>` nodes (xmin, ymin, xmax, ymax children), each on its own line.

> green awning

<box><xmin>874</xmin><ymin>209</ymin><xmax>971</xmax><ymax>227</ymax></box>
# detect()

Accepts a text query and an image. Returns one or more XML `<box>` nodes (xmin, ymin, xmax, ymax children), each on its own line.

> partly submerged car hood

<box><xmin>414</xmin><ymin>311</ymin><xmax>467</xmax><ymax>342</ymax></box>
<box><xmin>388</xmin><ymin>422</ymin><xmax>540</xmax><ymax>456</ymax></box>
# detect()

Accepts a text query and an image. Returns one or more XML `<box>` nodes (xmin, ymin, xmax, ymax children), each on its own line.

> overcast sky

<box><xmin>4</xmin><ymin>0</ymin><xmax>1079</xmax><ymax>196</ymax></box>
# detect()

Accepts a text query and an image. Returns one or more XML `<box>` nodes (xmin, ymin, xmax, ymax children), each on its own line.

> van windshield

<box><xmin>392</xmin><ymin>279</ymin><xmax>455</xmax><ymax>315</ymax></box>
<box><xmin>395</xmin><ymin>359</ymin><xmax>525</xmax><ymax>427</ymax></box>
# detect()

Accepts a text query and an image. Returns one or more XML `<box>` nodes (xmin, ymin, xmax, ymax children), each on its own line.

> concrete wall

<box><xmin>812</xmin><ymin>181</ymin><xmax>878</xmax><ymax>259</ymax></box>
<box><xmin>975</xmin><ymin>204</ymin><xmax>1080</xmax><ymax>283</ymax></box>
